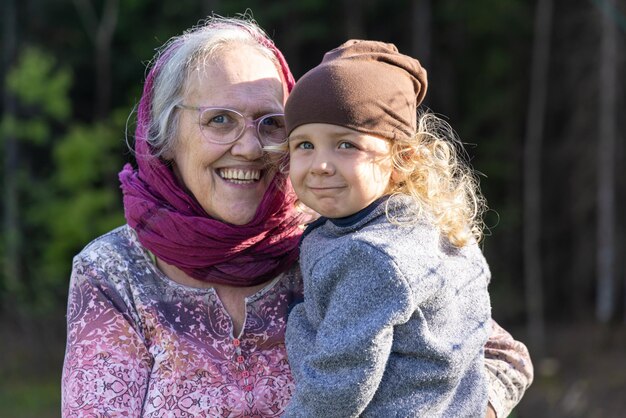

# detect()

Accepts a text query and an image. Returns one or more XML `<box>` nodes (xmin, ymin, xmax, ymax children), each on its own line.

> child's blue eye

<box><xmin>338</xmin><ymin>142</ymin><xmax>355</xmax><ymax>149</ymax></box>
<box><xmin>297</xmin><ymin>142</ymin><xmax>314</xmax><ymax>150</ymax></box>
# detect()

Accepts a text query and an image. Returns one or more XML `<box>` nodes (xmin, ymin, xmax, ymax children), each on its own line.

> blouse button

<box><xmin>233</xmin><ymin>338</ymin><xmax>240</xmax><ymax>347</ymax></box>
<box><xmin>241</xmin><ymin>370</ymin><xmax>250</xmax><ymax>378</ymax></box>
<box><xmin>244</xmin><ymin>384</ymin><xmax>254</xmax><ymax>392</ymax></box>
<box><xmin>237</xmin><ymin>355</ymin><xmax>245</xmax><ymax>363</ymax></box>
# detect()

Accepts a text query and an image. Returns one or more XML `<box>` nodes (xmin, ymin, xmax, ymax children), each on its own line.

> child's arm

<box><xmin>484</xmin><ymin>320</ymin><xmax>534</xmax><ymax>418</ymax></box>
<box><xmin>284</xmin><ymin>245</ymin><xmax>414</xmax><ymax>418</ymax></box>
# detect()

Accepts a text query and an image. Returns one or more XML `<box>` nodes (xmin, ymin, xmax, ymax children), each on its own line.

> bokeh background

<box><xmin>1</xmin><ymin>0</ymin><xmax>625</xmax><ymax>417</ymax></box>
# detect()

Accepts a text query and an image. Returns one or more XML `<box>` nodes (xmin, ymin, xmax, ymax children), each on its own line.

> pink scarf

<box><xmin>119</xmin><ymin>25</ymin><xmax>303</xmax><ymax>287</ymax></box>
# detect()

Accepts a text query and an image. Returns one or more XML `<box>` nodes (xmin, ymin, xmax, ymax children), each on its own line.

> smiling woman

<box><xmin>60</xmin><ymin>15</ymin><xmax>533</xmax><ymax>418</ymax></box>
<box><xmin>169</xmin><ymin>45</ymin><xmax>284</xmax><ymax>225</ymax></box>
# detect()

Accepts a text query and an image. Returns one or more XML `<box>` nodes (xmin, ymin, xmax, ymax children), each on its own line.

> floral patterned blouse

<box><xmin>61</xmin><ymin>225</ymin><xmax>533</xmax><ymax>417</ymax></box>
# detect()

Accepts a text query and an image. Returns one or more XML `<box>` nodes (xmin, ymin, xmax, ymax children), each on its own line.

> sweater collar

<box><xmin>301</xmin><ymin>195</ymin><xmax>392</xmax><ymax>241</ymax></box>
<box><xmin>328</xmin><ymin>195</ymin><xmax>391</xmax><ymax>227</ymax></box>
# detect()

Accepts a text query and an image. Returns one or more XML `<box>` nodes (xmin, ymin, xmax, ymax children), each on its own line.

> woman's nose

<box><xmin>230</xmin><ymin>128</ymin><xmax>263</xmax><ymax>160</ymax></box>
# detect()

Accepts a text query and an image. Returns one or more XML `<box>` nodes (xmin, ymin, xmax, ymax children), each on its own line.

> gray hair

<box><xmin>143</xmin><ymin>16</ymin><xmax>282</xmax><ymax>159</ymax></box>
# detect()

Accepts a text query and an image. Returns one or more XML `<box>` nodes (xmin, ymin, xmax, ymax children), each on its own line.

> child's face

<box><xmin>288</xmin><ymin>123</ymin><xmax>393</xmax><ymax>218</ymax></box>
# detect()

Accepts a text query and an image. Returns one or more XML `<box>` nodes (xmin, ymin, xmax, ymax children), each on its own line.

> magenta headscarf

<box><xmin>119</xmin><ymin>20</ymin><xmax>303</xmax><ymax>287</ymax></box>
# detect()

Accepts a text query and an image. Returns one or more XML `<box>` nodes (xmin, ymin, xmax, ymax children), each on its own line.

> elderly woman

<box><xmin>61</xmin><ymin>16</ymin><xmax>532</xmax><ymax>417</ymax></box>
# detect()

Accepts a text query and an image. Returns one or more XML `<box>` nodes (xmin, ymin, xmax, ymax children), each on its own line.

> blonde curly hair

<box><xmin>386</xmin><ymin>111</ymin><xmax>487</xmax><ymax>247</ymax></box>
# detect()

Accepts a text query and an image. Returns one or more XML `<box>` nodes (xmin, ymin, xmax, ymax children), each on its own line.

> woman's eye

<box><xmin>296</xmin><ymin>141</ymin><xmax>314</xmax><ymax>150</ymax></box>
<box><xmin>210</xmin><ymin>114</ymin><xmax>229</xmax><ymax>124</ymax></box>
<box><xmin>261</xmin><ymin>116</ymin><xmax>282</xmax><ymax>127</ymax></box>
<box><xmin>200</xmin><ymin>110</ymin><xmax>236</xmax><ymax>127</ymax></box>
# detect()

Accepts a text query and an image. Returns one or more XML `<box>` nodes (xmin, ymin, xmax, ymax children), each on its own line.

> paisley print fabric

<box><xmin>61</xmin><ymin>225</ymin><xmax>532</xmax><ymax>417</ymax></box>
<box><xmin>62</xmin><ymin>225</ymin><xmax>301</xmax><ymax>417</ymax></box>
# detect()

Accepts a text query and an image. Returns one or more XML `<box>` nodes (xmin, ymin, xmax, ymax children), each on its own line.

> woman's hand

<box><xmin>485</xmin><ymin>403</ymin><xmax>497</xmax><ymax>418</ymax></box>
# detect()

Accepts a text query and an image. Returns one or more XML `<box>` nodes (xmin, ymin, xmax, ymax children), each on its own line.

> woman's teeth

<box><xmin>219</xmin><ymin>168</ymin><xmax>261</xmax><ymax>183</ymax></box>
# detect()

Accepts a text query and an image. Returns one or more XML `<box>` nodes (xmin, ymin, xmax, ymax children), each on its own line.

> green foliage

<box><xmin>1</xmin><ymin>47</ymin><xmax>72</xmax><ymax>147</ymax></box>
<box><xmin>5</xmin><ymin>47</ymin><xmax>72</xmax><ymax>122</ymax></box>
<box><xmin>54</xmin><ymin>124</ymin><xmax>120</xmax><ymax>189</ymax></box>
<box><xmin>1</xmin><ymin>47</ymin><xmax>125</xmax><ymax>315</ymax></box>
<box><xmin>1</xmin><ymin>114</ymin><xmax>50</xmax><ymax>145</ymax></box>
<box><xmin>26</xmin><ymin>121</ymin><xmax>125</xmax><ymax>313</ymax></box>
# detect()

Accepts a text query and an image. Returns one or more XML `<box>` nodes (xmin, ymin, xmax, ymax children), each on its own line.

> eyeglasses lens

<box><xmin>199</xmin><ymin>108</ymin><xmax>240</xmax><ymax>143</ymax></box>
<box><xmin>258</xmin><ymin>115</ymin><xmax>286</xmax><ymax>144</ymax></box>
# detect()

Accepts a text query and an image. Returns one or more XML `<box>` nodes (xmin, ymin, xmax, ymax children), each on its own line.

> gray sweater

<box><xmin>284</xmin><ymin>196</ymin><xmax>491</xmax><ymax>417</ymax></box>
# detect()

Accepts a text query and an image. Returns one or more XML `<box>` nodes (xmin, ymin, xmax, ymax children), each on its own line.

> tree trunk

<box><xmin>410</xmin><ymin>0</ymin><xmax>431</xmax><ymax>70</ymax></box>
<box><xmin>2</xmin><ymin>0</ymin><xmax>21</xmax><ymax>313</ymax></box>
<box><xmin>410</xmin><ymin>0</ymin><xmax>431</xmax><ymax>108</ymax></box>
<box><xmin>342</xmin><ymin>0</ymin><xmax>366</xmax><ymax>39</ymax></box>
<box><xmin>73</xmin><ymin>0</ymin><xmax>119</xmax><ymax>119</ymax></box>
<box><xmin>596</xmin><ymin>0</ymin><xmax>617</xmax><ymax>323</ymax></box>
<box><xmin>523</xmin><ymin>0</ymin><xmax>552</xmax><ymax>357</ymax></box>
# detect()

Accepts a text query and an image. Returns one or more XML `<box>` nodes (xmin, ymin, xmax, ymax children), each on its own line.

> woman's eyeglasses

<box><xmin>177</xmin><ymin>105</ymin><xmax>287</xmax><ymax>146</ymax></box>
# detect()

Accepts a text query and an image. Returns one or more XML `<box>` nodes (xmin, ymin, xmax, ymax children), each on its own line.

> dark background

<box><xmin>1</xmin><ymin>0</ymin><xmax>625</xmax><ymax>416</ymax></box>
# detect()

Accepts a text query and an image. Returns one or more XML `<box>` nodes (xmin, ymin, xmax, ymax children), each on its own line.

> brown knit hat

<box><xmin>285</xmin><ymin>39</ymin><xmax>428</xmax><ymax>140</ymax></box>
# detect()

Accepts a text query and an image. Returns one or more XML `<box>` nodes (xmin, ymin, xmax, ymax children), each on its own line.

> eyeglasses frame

<box><xmin>176</xmin><ymin>104</ymin><xmax>287</xmax><ymax>146</ymax></box>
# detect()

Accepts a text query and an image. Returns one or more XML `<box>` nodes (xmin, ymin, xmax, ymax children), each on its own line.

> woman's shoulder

<box><xmin>75</xmin><ymin>225</ymin><xmax>147</xmax><ymax>266</ymax></box>
<box><xmin>69</xmin><ymin>225</ymin><xmax>153</xmax><ymax>339</ymax></box>
<box><xmin>72</xmin><ymin>225</ymin><xmax>155</xmax><ymax>292</ymax></box>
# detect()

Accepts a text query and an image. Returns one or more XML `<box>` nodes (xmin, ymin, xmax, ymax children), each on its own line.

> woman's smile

<box><xmin>217</xmin><ymin>167</ymin><xmax>263</xmax><ymax>184</ymax></box>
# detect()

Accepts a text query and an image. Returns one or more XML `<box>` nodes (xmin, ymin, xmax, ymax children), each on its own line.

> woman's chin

<box><xmin>209</xmin><ymin>202</ymin><xmax>260</xmax><ymax>225</ymax></box>
<box><xmin>226</xmin><ymin>213</ymin><xmax>256</xmax><ymax>225</ymax></box>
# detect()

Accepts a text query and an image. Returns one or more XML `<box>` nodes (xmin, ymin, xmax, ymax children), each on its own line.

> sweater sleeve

<box><xmin>484</xmin><ymin>320</ymin><xmax>534</xmax><ymax>418</ymax></box>
<box><xmin>283</xmin><ymin>243</ymin><xmax>414</xmax><ymax>418</ymax></box>
<box><xmin>61</xmin><ymin>253</ymin><xmax>153</xmax><ymax>417</ymax></box>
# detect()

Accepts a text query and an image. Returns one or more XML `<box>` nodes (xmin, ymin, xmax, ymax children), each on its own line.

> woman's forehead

<box><xmin>183</xmin><ymin>47</ymin><xmax>285</xmax><ymax>108</ymax></box>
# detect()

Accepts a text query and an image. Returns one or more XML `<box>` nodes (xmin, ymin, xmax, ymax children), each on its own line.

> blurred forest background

<box><xmin>1</xmin><ymin>0</ymin><xmax>625</xmax><ymax>417</ymax></box>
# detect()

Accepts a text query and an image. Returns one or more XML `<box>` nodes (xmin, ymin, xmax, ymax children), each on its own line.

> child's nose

<box><xmin>310</xmin><ymin>157</ymin><xmax>335</xmax><ymax>175</ymax></box>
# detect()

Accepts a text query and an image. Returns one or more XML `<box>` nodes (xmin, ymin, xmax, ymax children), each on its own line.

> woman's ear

<box><xmin>161</xmin><ymin>151</ymin><xmax>173</xmax><ymax>161</ymax></box>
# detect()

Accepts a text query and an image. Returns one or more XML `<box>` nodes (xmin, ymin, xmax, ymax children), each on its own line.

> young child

<box><xmin>282</xmin><ymin>40</ymin><xmax>492</xmax><ymax>417</ymax></box>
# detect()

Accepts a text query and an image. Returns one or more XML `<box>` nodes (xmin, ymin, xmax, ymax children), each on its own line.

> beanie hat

<box><xmin>285</xmin><ymin>39</ymin><xmax>428</xmax><ymax>140</ymax></box>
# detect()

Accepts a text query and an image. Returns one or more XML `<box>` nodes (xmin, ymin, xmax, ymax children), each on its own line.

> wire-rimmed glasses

<box><xmin>177</xmin><ymin>104</ymin><xmax>287</xmax><ymax>146</ymax></box>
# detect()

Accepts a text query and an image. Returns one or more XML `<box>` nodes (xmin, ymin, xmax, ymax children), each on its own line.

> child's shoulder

<box><xmin>357</xmin><ymin>210</ymin><xmax>439</xmax><ymax>250</ymax></box>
